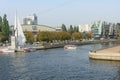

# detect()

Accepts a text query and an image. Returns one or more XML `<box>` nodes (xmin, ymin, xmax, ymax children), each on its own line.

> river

<box><xmin>0</xmin><ymin>42</ymin><xmax>120</xmax><ymax>80</ymax></box>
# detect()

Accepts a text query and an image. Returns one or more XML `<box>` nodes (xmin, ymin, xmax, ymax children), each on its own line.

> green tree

<box><xmin>85</xmin><ymin>32</ymin><xmax>92</xmax><ymax>39</ymax></box>
<box><xmin>68</xmin><ymin>25</ymin><xmax>74</xmax><ymax>35</ymax></box>
<box><xmin>76</xmin><ymin>26</ymin><xmax>79</xmax><ymax>32</ymax></box>
<box><xmin>61</xmin><ymin>24</ymin><xmax>67</xmax><ymax>32</ymax></box>
<box><xmin>2</xmin><ymin>14</ymin><xmax>9</xmax><ymax>37</ymax></box>
<box><xmin>74</xmin><ymin>26</ymin><xmax>77</xmax><ymax>32</ymax></box>
<box><xmin>74</xmin><ymin>26</ymin><xmax>79</xmax><ymax>32</ymax></box>
<box><xmin>37</xmin><ymin>31</ymin><xmax>49</xmax><ymax>42</ymax></box>
<box><xmin>71</xmin><ymin>32</ymin><xmax>82</xmax><ymax>40</ymax></box>
<box><xmin>0</xmin><ymin>16</ymin><xmax>2</xmax><ymax>32</ymax></box>
<box><xmin>59</xmin><ymin>31</ymin><xmax>71</xmax><ymax>40</ymax></box>
<box><xmin>24</xmin><ymin>32</ymin><xmax>34</xmax><ymax>43</ymax></box>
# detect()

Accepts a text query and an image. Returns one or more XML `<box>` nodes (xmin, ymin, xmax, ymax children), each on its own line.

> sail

<box><xmin>14</xmin><ymin>14</ymin><xmax>26</xmax><ymax>46</ymax></box>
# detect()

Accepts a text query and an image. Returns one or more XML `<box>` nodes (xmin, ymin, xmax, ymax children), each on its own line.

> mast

<box><xmin>14</xmin><ymin>12</ymin><xmax>18</xmax><ymax>48</ymax></box>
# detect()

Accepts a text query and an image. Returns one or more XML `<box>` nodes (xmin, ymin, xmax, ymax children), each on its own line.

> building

<box><xmin>55</xmin><ymin>27</ymin><xmax>62</xmax><ymax>32</ymax></box>
<box><xmin>90</xmin><ymin>21</ymin><xmax>117</xmax><ymax>39</ymax></box>
<box><xmin>90</xmin><ymin>21</ymin><xmax>103</xmax><ymax>39</ymax></box>
<box><xmin>79</xmin><ymin>24</ymin><xmax>91</xmax><ymax>33</ymax></box>
<box><xmin>22</xmin><ymin>25</ymin><xmax>56</xmax><ymax>33</ymax></box>
<box><xmin>22</xmin><ymin>14</ymin><xmax>57</xmax><ymax>33</ymax></box>
<box><xmin>23</xmin><ymin>14</ymin><xmax>38</xmax><ymax>25</ymax></box>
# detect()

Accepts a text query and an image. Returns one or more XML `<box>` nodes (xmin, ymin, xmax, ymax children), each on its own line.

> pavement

<box><xmin>96</xmin><ymin>45</ymin><xmax>120</xmax><ymax>53</ymax></box>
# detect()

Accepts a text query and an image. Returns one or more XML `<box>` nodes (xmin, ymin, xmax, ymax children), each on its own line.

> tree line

<box><xmin>0</xmin><ymin>14</ymin><xmax>9</xmax><ymax>42</ymax></box>
<box><xmin>25</xmin><ymin>31</ymin><xmax>92</xmax><ymax>44</ymax></box>
<box><xmin>24</xmin><ymin>24</ymin><xmax>92</xmax><ymax>43</ymax></box>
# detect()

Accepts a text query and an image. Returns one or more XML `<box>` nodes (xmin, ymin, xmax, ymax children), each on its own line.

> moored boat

<box><xmin>64</xmin><ymin>45</ymin><xmax>77</xmax><ymax>50</ymax></box>
<box><xmin>0</xmin><ymin>48</ymin><xmax>15</xmax><ymax>53</ymax></box>
<box><xmin>15</xmin><ymin>47</ymin><xmax>35</xmax><ymax>52</ymax></box>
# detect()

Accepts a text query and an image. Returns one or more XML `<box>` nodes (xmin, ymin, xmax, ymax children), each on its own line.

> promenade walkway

<box><xmin>89</xmin><ymin>45</ymin><xmax>120</xmax><ymax>61</ymax></box>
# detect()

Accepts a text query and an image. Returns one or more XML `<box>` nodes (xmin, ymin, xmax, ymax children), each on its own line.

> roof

<box><xmin>22</xmin><ymin>25</ymin><xmax>56</xmax><ymax>32</ymax></box>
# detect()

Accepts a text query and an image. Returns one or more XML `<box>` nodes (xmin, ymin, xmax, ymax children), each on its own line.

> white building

<box><xmin>79</xmin><ymin>24</ymin><xmax>91</xmax><ymax>33</ymax></box>
<box><xmin>23</xmin><ymin>14</ymin><xmax>38</xmax><ymax>25</ymax></box>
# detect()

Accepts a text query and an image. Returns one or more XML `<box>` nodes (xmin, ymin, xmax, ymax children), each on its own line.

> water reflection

<box><xmin>4</xmin><ymin>53</ymin><xmax>29</xmax><ymax>80</ymax></box>
<box><xmin>89</xmin><ymin>59</ymin><xmax>120</xmax><ymax>67</ymax></box>
<box><xmin>89</xmin><ymin>59</ymin><xmax>120</xmax><ymax>80</ymax></box>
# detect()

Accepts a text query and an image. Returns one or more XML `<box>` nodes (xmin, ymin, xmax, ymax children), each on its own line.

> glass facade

<box><xmin>90</xmin><ymin>21</ymin><xmax>117</xmax><ymax>39</ymax></box>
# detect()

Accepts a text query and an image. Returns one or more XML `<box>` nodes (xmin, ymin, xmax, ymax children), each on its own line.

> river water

<box><xmin>0</xmin><ymin>42</ymin><xmax>120</xmax><ymax>80</ymax></box>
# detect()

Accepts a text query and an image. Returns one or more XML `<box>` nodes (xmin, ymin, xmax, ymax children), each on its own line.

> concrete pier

<box><xmin>89</xmin><ymin>45</ymin><xmax>120</xmax><ymax>61</ymax></box>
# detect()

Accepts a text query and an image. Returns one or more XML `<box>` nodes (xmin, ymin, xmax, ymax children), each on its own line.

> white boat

<box><xmin>0</xmin><ymin>48</ymin><xmax>14</xmax><ymax>53</ymax></box>
<box><xmin>64</xmin><ymin>45</ymin><xmax>77</xmax><ymax>50</ymax></box>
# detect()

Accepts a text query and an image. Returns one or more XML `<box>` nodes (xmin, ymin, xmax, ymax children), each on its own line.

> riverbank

<box><xmin>89</xmin><ymin>45</ymin><xmax>120</xmax><ymax>61</ymax></box>
<box><xmin>34</xmin><ymin>39</ymin><xmax>119</xmax><ymax>50</ymax></box>
<box><xmin>0</xmin><ymin>39</ymin><xmax>119</xmax><ymax>50</ymax></box>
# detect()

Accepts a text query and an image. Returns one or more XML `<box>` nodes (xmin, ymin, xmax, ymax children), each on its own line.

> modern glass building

<box><xmin>90</xmin><ymin>21</ymin><xmax>117</xmax><ymax>39</ymax></box>
<box><xmin>90</xmin><ymin>21</ymin><xmax>103</xmax><ymax>39</ymax></box>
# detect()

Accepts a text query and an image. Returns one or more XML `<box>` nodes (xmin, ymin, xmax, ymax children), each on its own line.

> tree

<box><xmin>37</xmin><ymin>31</ymin><xmax>49</xmax><ymax>42</ymax></box>
<box><xmin>59</xmin><ymin>31</ymin><xmax>71</xmax><ymax>40</ymax></box>
<box><xmin>71</xmin><ymin>32</ymin><xmax>82</xmax><ymax>40</ymax></box>
<box><xmin>85</xmin><ymin>32</ymin><xmax>92</xmax><ymax>39</ymax></box>
<box><xmin>74</xmin><ymin>26</ymin><xmax>79</xmax><ymax>32</ymax></box>
<box><xmin>0</xmin><ymin>16</ymin><xmax>2</xmax><ymax>32</ymax></box>
<box><xmin>76</xmin><ymin>26</ymin><xmax>79</xmax><ymax>32</ymax></box>
<box><xmin>68</xmin><ymin>25</ymin><xmax>74</xmax><ymax>35</ymax></box>
<box><xmin>2</xmin><ymin>14</ymin><xmax>9</xmax><ymax>37</ymax></box>
<box><xmin>61</xmin><ymin>24</ymin><xmax>67</xmax><ymax>32</ymax></box>
<box><xmin>24</xmin><ymin>32</ymin><xmax>34</xmax><ymax>43</ymax></box>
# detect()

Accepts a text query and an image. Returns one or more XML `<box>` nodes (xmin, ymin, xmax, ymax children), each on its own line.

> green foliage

<box><xmin>37</xmin><ymin>31</ymin><xmax>71</xmax><ymax>42</ymax></box>
<box><xmin>74</xmin><ymin>26</ymin><xmax>79</xmax><ymax>32</ymax></box>
<box><xmin>59</xmin><ymin>31</ymin><xmax>71</xmax><ymax>40</ymax></box>
<box><xmin>71</xmin><ymin>32</ymin><xmax>82</xmax><ymax>40</ymax></box>
<box><xmin>82</xmin><ymin>32</ymin><xmax>92</xmax><ymax>39</ymax></box>
<box><xmin>0</xmin><ymin>14</ymin><xmax>10</xmax><ymax>42</ymax></box>
<box><xmin>36</xmin><ymin>31</ymin><xmax>92</xmax><ymax>42</ymax></box>
<box><xmin>85</xmin><ymin>32</ymin><xmax>92</xmax><ymax>39</ymax></box>
<box><xmin>37</xmin><ymin>31</ymin><xmax>49</xmax><ymax>42</ymax></box>
<box><xmin>24</xmin><ymin>32</ymin><xmax>34</xmax><ymax>43</ymax></box>
<box><xmin>0</xmin><ymin>16</ymin><xmax>2</xmax><ymax>32</ymax></box>
<box><xmin>61</xmin><ymin>24</ymin><xmax>67</xmax><ymax>32</ymax></box>
<box><xmin>68</xmin><ymin>25</ymin><xmax>74</xmax><ymax>35</ymax></box>
<box><xmin>2</xmin><ymin>14</ymin><xmax>9</xmax><ymax>37</ymax></box>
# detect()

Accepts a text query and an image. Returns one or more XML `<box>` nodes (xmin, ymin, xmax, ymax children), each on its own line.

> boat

<box><xmin>0</xmin><ymin>48</ymin><xmax>14</xmax><ymax>53</ymax></box>
<box><xmin>64</xmin><ymin>45</ymin><xmax>77</xmax><ymax>50</ymax></box>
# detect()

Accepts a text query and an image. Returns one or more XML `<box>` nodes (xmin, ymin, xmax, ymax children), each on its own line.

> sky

<box><xmin>0</xmin><ymin>0</ymin><xmax>120</xmax><ymax>27</ymax></box>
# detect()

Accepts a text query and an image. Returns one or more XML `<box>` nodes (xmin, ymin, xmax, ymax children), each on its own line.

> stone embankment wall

<box><xmin>35</xmin><ymin>39</ymin><xmax>118</xmax><ymax>50</ymax></box>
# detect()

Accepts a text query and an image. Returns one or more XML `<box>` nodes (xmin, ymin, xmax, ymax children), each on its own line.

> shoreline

<box><xmin>0</xmin><ymin>39</ymin><xmax>119</xmax><ymax>50</ymax></box>
<box><xmin>34</xmin><ymin>39</ymin><xmax>119</xmax><ymax>50</ymax></box>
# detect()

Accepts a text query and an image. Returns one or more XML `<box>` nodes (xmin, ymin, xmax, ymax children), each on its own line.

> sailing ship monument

<box><xmin>0</xmin><ymin>13</ymin><xmax>32</xmax><ymax>53</ymax></box>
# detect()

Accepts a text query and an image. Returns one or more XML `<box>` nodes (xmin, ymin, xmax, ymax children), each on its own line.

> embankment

<box><xmin>89</xmin><ymin>45</ymin><xmax>120</xmax><ymax>61</ymax></box>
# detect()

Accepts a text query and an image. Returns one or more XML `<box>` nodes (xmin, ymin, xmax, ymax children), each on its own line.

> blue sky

<box><xmin>0</xmin><ymin>0</ymin><xmax>119</xmax><ymax>27</ymax></box>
